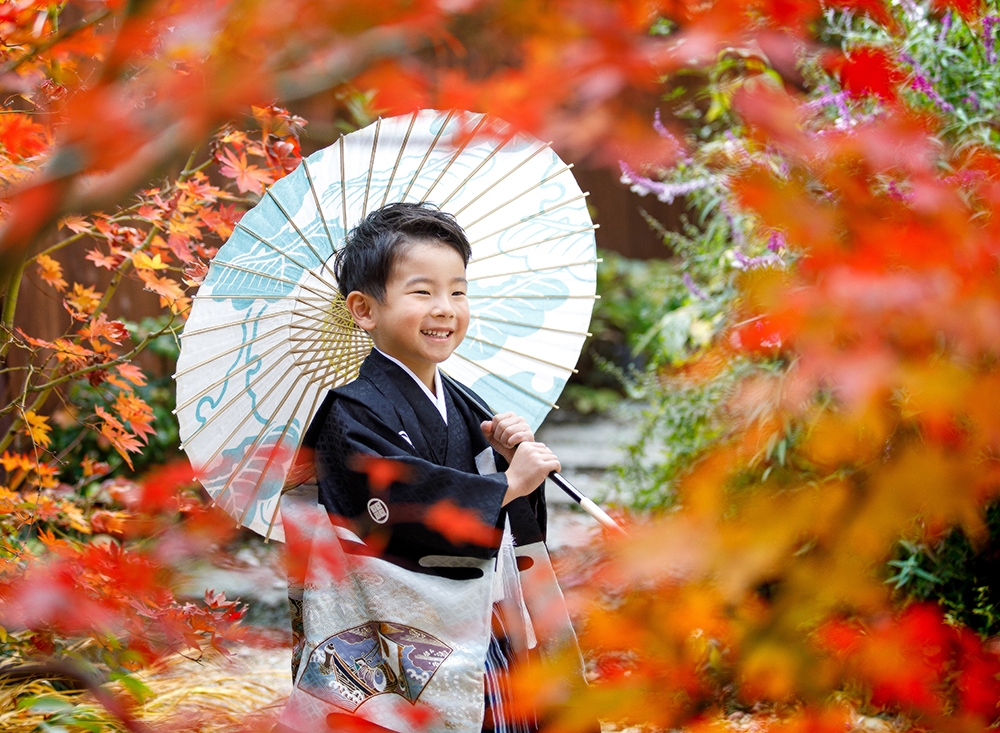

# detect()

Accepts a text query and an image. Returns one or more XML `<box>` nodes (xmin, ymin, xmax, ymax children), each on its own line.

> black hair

<box><xmin>334</xmin><ymin>202</ymin><xmax>471</xmax><ymax>302</ymax></box>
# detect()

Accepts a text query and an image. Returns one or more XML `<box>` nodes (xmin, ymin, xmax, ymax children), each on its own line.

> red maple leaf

<box><xmin>930</xmin><ymin>0</ymin><xmax>982</xmax><ymax>21</ymax></box>
<box><xmin>826</xmin><ymin>46</ymin><xmax>904</xmax><ymax>102</ymax></box>
<box><xmin>423</xmin><ymin>500</ymin><xmax>501</xmax><ymax>547</ymax></box>
<box><xmin>347</xmin><ymin>454</ymin><xmax>414</xmax><ymax>490</ymax></box>
<box><xmin>0</xmin><ymin>112</ymin><xmax>49</xmax><ymax>161</ymax></box>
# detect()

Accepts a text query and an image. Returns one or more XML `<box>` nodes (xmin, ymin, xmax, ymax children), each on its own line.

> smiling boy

<box><xmin>280</xmin><ymin>203</ymin><xmax>593</xmax><ymax>733</ymax></box>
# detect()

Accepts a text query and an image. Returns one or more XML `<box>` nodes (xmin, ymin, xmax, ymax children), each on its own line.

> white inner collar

<box><xmin>375</xmin><ymin>349</ymin><xmax>448</xmax><ymax>425</ymax></box>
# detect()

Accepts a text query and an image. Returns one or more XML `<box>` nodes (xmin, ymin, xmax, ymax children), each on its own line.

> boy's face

<box><xmin>351</xmin><ymin>239</ymin><xmax>469</xmax><ymax>385</ymax></box>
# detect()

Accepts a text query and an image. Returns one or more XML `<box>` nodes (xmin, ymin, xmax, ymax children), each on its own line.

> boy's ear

<box><xmin>345</xmin><ymin>291</ymin><xmax>376</xmax><ymax>331</ymax></box>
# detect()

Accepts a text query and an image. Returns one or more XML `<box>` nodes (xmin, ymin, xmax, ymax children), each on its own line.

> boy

<box><xmin>280</xmin><ymin>203</ymin><xmax>593</xmax><ymax>733</ymax></box>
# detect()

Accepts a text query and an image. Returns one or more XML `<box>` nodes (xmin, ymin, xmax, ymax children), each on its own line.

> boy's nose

<box><xmin>431</xmin><ymin>298</ymin><xmax>454</xmax><ymax>317</ymax></box>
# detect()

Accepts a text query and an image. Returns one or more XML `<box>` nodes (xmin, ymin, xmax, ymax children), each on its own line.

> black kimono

<box><xmin>279</xmin><ymin>351</ymin><xmax>588</xmax><ymax>733</ymax></box>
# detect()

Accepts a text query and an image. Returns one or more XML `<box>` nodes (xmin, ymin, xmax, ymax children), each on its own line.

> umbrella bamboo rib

<box><xmin>235</xmin><ymin>381</ymin><xmax>314</xmax><ymax>526</ymax></box>
<box><xmin>175</xmin><ymin>322</ymin><xmax>291</xmax><ymax>379</ymax></box>
<box><xmin>207</xmin><ymin>260</ymin><xmax>334</xmax><ymax>303</ymax></box>
<box><xmin>450</xmin><ymin>141</ymin><xmax>553</xmax><ymax>218</ymax></box>
<box><xmin>291</xmin><ymin>343</ymin><xmax>371</xmax><ymax>369</ymax></box>
<box><xmin>188</xmin><ymin>299</ymin><xmax>336</xmax><ymax>336</ymax></box>
<box><xmin>194</xmin><ymin>292</ymin><xmax>293</xmax><ymax>301</ymax></box>
<box><xmin>302</xmin><ymin>160</ymin><xmax>338</xmax><ymax>261</ymax></box>
<box><xmin>437</xmin><ymin>129</ymin><xmax>520</xmax><ymax>210</ymax></box>
<box><xmin>295</xmin><ymin>356</ymin><xmax>369</xmax><ymax>387</ymax></box>
<box><xmin>469</xmin><ymin>225</ymin><xmax>598</xmax><ymax>264</ymax></box>
<box><xmin>179</xmin><ymin>345</ymin><xmax>315</xmax><ymax>453</ymax></box>
<box><xmin>461</xmin><ymin>165</ymin><xmax>573</xmax><ymax>231</ymax></box>
<box><xmin>467</xmin><ymin>293</ymin><xmax>599</xmax><ymax>300</ymax></box>
<box><xmin>401</xmin><ymin>109</ymin><xmax>455</xmax><ymax>202</ymax></box>
<box><xmin>362</xmin><ymin>117</ymin><xmax>381</xmax><ymax>218</ymax></box>
<box><xmin>461</xmin><ymin>336</ymin><xmax>577</xmax><ymax>373</ymax></box>
<box><xmin>288</xmin><ymin>320</ymin><xmax>358</xmax><ymax>339</ymax></box>
<box><xmin>234</xmin><ymin>224</ymin><xmax>337</xmax><ymax>293</ymax></box>
<box><xmin>264</xmin><ymin>186</ymin><xmax>333</xmax><ymax>282</ymax></box>
<box><xmin>468</xmin><ymin>258</ymin><xmax>601</xmax><ymax>283</ymax></box>
<box><xmin>380</xmin><ymin>110</ymin><xmax>419</xmax><ymax>210</ymax></box>
<box><xmin>447</xmin><ymin>354</ymin><xmax>558</xmax><ymax>409</ymax></box>
<box><xmin>180</xmin><ymin>307</ymin><xmax>291</xmax><ymax>339</ymax></box>
<box><xmin>470</xmin><ymin>314</ymin><xmax>591</xmax><ymax>337</ymax></box>
<box><xmin>339</xmin><ymin>135</ymin><xmax>348</xmax><ymax>231</ymax></box>
<box><xmin>292</xmin><ymin>332</ymin><xmax>370</xmax><ymax>356</ymax></box>
<box><xmin>196</xmin><ymin>370</ymin><xmax>309</xmax><ymax>510</ymax></box>
<box><xmin>266</xmin><ymin>391</ymin><xmax>325</xmax><ymax>542</ymax></box>
<box><xmin>261</xmin><ymin>186</ymin><xmax>335</xmax><ymax>282</ymax></box>
<box><xmin>419</xmin><ymin>114</ymin><xmax>491</xmax><ymax>205</ymax></box>
<box><xmin>174</xmin><ymin>338</ymin><xmax>289</xmax><ymax>416</ymax></box>
<box><xmin>468</xmin><ymin>193</ymin><xmax>589</xmax><ymax>246</ymax></box>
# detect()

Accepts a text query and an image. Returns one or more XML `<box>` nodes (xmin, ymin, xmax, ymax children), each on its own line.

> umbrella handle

<box><xmin>547</xmin><ymin>471</ymin><xmax>626</xmax><ymax>535</ymax></box>
<box><xmin>442</xmin><ymin>373</ymin><xmax>626</xmax><ymax>535</ymax></box>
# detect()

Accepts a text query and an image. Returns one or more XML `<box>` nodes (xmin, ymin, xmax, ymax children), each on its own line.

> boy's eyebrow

<box><xmin>405</xmin><ymin>275</ymin><xmax>468</xmax><ymax>286</ymax></box>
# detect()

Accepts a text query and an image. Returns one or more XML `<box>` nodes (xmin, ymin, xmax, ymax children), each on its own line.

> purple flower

<box><xmin>618</xmin><ymin>161</ymin><xmax>713</xmax><ymax>204</ymax></box>
<box><xmin>730</xmin><ymin>250</ymin><xmax>783</xmax><ymax>271</ymax></box>
<box><xmin>767</xmin><ymin>231</ymin><xmax>786</xmax><ymax>252</ymax></box>
<box><xmin>909</xmin><ymin>73</ymin><xmax>955</xmax><ymax>113</ymax></box>
<box><xmin>653</xmin><ymin>109</ymin><xmax>692</xmax><ymax>165</ymax></box>
<box><xmin>938</xmin><ymin>11</ymin><xmax>952</xmax><ymax>45</ymax></box>
<box><xmin>964</xmin><ymin>92</ymin><xmax>981</xmax><ymax>111</ymax></box>
<box><xmin>886</xmin><ymin>179</ymin><xmax>913</xmax><ymax>202</ymax></box>
<box><xmin>985</xmin><ymin>16</ymin><xmax>999</xmax><ymax>64</ymax></box>
<box><xmin>683</xmin><ymin>273</ymin><xmax>709</xmax><ymax>301</ymax></box>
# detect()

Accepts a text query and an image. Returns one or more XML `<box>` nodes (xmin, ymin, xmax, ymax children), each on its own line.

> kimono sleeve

<box><xmin>310</xmin><ymin>392</ymin><xmax>508</xmax><ymax>563</ymax></box>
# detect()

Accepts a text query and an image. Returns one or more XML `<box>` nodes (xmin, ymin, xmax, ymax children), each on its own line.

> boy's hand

<box><xmin>503</xmin><ymin>441</ymin><xmax>560</xmax><ymax>505</ymax></box>
<box><xmin>481</xmin><ymin>412</ymin><xmax>533</xmax><ymax>463</ymax></box>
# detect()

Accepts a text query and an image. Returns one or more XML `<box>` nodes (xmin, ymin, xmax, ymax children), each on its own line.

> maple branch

<box><xmin>0</xmin><ymin>8</ymin><xmax>114</xmax><ymax>78</ymax></box>
<box><xmin>274</xmin><ymin>27</ymin><xmax>419</xmax><ymax>102</ymax></box>
<box><xmin>33</xmin><ymin>230</ymin><xmax>91</xmax><ymax>262</ymax></box>
<box><xmin>22</xmin><ymin>315</ymin><xmax>180</xmax><ymax>397</ymax></box>
<box><xmin>0</xmin><ymin>258</ymin><xmax>27</xmax><ymax>360</ymax></box>
<box><xmin>0</xmin><ymin>386</ymin><xmax>52</xmax><ymax>456</ymax></box>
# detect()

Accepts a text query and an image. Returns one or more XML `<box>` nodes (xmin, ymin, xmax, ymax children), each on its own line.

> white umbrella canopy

<box><xmin>174</xmin><ymin>110</ymin><xmax>599</xmax><ymax>541</ymax></box>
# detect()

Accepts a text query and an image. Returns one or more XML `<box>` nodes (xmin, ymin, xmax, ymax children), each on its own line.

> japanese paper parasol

<box><xmin>174</xmin><ymin>109</ymin><xmax>599</xmax><ymax>542</ymax></box>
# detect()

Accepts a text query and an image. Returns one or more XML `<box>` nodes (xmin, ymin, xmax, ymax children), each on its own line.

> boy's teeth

<box><xmin>423</xmin><ymin>330</ymin><xmax>450</xmax><ymax>337</ymax></box>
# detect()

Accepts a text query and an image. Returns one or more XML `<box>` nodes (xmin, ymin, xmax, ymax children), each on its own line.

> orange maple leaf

<box><xmin>200</xmin><ymin>203</ymin><xmax>240</xmax><ymax>239</ymax></box>
<box><xmin>167</xmin><ymin>214</ymin><xmax>202</xmax><ymax>241</ymax></box>
<box><xmin>0</xmin><ymin>451</ymin><xmax>34</xmax><ymax>473</ymax></box>
<box><xmin>86</xmin><ymin>246</ymin><xmax>126</xmax><ymax>270</ymax></box>
<box><xmin>176</xmin><ymin>175</ymin><xmax>222</xmax><ymax>210</ymax></box>
<box><xmin>59</xmin><ymin>214</ymin><xmax>91</xmax><ymax>234</ymax></box>
<box><xmin>35</xmin><ymin>254</ymin><xmax>67</xmax><ymax>292</ymax></box>
<box><xmin>49</xmin><ymin>338</ymin><xmax>95</xmax><ymax>368</ymax></box>
<box><xmin>112</xmin><ymin>362</ymin><xmax>147</xmax><ymax>387</ymax></box>
<box><xmin>22</xmin><ymin>410</ymin><xmax>53</xmax><ymax>449</ymax></box>
<box><xmin>131</xmin><ymin>251</ymin><xmax>168</xmax><ymax>270</ymax></box>
<box><xmin>63</xmin><ymin>282</ymin><xmax>103</xmax><ymax>316</ymax></box>
<box><xmin>114</xmin><ymin>391</ymin><xmax>156</xmax><ymax>445</ymax></box>
<box><xmin>78</xmin><ymin>314</ymin><xmax>129</xmax><ymax>345</ymax></box>
<box><xmin>216</xmin><ymin>147</ymin><xmax>273</xmax><ymax>195</ymax></box>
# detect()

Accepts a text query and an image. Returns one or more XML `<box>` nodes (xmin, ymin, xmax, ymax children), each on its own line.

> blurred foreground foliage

<box><xmin>2</xmin><ymin>0</ymin><xmax>1000</xmax><ymax>731</ymax></box>
<box><xmin>532</xmin><ymin>0</ymin><xmax>1000</xmax><ymax>731</ymax></box>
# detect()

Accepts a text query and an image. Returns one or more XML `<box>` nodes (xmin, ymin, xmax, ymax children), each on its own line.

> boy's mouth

<box><xmin>421</xmin><ymin>329</ymin><xmax>452</xmax><ymax>339</ymax></box>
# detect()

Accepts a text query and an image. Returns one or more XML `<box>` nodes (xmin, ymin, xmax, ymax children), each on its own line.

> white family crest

<box><xmin>367</xmin><ymin>498</ymin><xmax>389</xmax><ymax>524</ymax></box>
